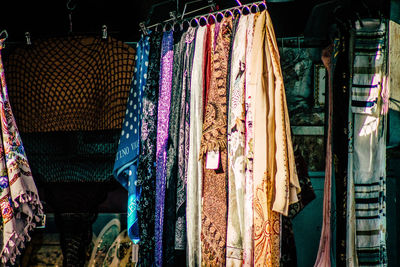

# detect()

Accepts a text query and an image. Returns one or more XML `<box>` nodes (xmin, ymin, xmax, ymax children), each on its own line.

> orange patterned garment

<box><xmin>200</xmin><ymin>16</ymin><xmax>233</xmax><ymax>266</ymax></box>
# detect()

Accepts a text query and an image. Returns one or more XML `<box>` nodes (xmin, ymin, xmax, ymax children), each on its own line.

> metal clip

<box><xmin>102</xmin><ymin>25</ymin><xmax>108</xmax><ymax>39</ymax></box>
<box><xmin>25</xmin><ymin>32</ymin><xmax>32</xmax><ymax>45</ymax></box>
<box><xmin>139</xmin><ymin>22</ymin><xmax>149</xmax><ymax>35</ymax></box>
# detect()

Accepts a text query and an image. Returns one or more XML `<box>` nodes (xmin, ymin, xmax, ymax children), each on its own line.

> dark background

<box><xmin>0</xmin><ymin>0</ymin><xmax>391</xmax><ymax>45</ymax></box>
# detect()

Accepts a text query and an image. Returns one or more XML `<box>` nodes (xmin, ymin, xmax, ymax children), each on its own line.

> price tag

<box><xmin>206</xmin><ymin>150</ymin><xmax>219</xmax><ymax>170</ymax></box>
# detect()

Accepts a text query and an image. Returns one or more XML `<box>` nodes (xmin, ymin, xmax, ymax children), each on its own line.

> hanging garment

<box><xmin>226</xmin><ymin>14</ymin><xmax>248</xmax><ymax>267</ymax></box>
<box><xmin>5</xmin><ymin>36</ymin><xmax>135</xmax><ymax>133</ymax></box>
<box><xmin>314</xmin><ymin>41</ymin><xmax>336</xmax><ymax>267</ymax></box>
<box><xmin>242</xmin><ymin>13</ymin><xmax>257</xmax><ymax>267</ymax></box>
<box><xmin>0</xmin><ymin>38</ymin><xmax>43</xmax><ymax>265</ymax></box>
<box><xmin>332</xmin><ymin>32</ymin><xmax>350</xmax><ymax>267</ymax></box>
<box><xmin>155</xmin><ymin>30</ymin><xmax>174</xmax><ymax>267</ymax></box>
<box><xmin>137</xmin><ymin>31</ymin><xmax>163</xmax><ymax>267</ymax></box>
<box><xmin>5</xmin><ymin>36</ymin><xmax>136</xmax><ymax>184</ymax></box>
<box><xmin>163</xmin><ymin>30</ymin><xmax>186</xmax><ymax>266</ymax></box>
<box><xmin>186</xmin><ymin>25</ymin><xmax>207</xmax><ymax>267</ymax></box>
<box><xmin>200</xmin><ymin>15</ymin><xmax>233</xmax><ymax>266</ymax></box>
<box><xmin>163</xmin><ymin>27</ymin><xmax>196</xmax><ymax>266</ymax></box>
<box><xmin>113</xmin><ymin>34</ymin><xmax>150</xmax><ymax>245</ymax></box>
<box><xmin>176</xmin><ymin>27</ymin><xmax>196</xmax><ymax>253</ymax></box>
<box><xmin>281</xmin><ymin>148</ymin><xmax>316</xmax><ymax>267</ymax></box>
<box><xmin>350</xmin><ymin>19</ymin><xmax>388</xmax><ymax>266</ymax></box>
<box><xmin>250</xmin><ymin>10</ymin><xmax>300</xmax><ymax>267</ymax></box>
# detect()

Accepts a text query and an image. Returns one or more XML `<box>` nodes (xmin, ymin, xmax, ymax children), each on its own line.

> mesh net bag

<box><xmin>4</xmin><ymin>36</ymin><xmax>136</xmax><ymax>183</ymax></box>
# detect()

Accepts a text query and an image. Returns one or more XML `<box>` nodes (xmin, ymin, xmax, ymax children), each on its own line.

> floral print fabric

<box><xmin>0</xmin><ymin>38</ymin><xmax>43</xmax><ymax>265</ymax></box>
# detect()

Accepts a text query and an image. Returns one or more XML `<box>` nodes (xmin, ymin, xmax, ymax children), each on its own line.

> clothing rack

<box><xmin>140</xmin><ymin>1</ymin><xmax>266</xmax><ymax>34</ymax></box>
<box><xmin>0</xmin><ymin>27</ymin><xmax>138</xmax><ymax>48</ymax></box>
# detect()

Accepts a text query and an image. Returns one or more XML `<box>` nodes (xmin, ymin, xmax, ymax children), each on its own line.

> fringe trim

<box><xmin>0</xmin><ymin>191</ymin><xmax>44</xmax><ymax>265</ymax></box>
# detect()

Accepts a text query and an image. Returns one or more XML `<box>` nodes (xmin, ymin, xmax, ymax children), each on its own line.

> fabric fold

<box><xmin>0</xmin><ymin>38</ymin><xmax>44</xmax><ymax>265</ymax></box>
<box><xmin>154</xmin><ymin>30</ymin><xmax>174</xmax><ymax>267</ymax></box>
<box><xmin>251</xmin><ymin>10</ymin><xmax>299</xmax><ymax>267</ymax></box>
<box><xmin>200</xmin><ymin>16</ymin><xmax>233</xmax><ymax>266</ymax></box>
<box><xmin>113</xmin><ymin>34</ymin><xmax>150</xmax><ymax>244</ymax></box>
<box><xmin>187</xmin><ymin>25</ymin><xmax>206</xmax><ymax>267</ymax></box>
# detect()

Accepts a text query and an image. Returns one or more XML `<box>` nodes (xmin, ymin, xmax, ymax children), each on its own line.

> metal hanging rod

<box><xmin>141</xmin><ymin>1</ymin><xmax>266</xmax><ymax>34</ymax></box>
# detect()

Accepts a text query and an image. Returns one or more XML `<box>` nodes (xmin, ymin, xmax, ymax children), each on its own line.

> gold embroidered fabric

<box><xmin>200</xmin><ymin>16</ymin><xmax>233</xmax><ymax>266</ymax></box>
<box><xmin>251</xmin><ymin>10</ymin><xmax>300</xmax><ymax>267</ymax></box>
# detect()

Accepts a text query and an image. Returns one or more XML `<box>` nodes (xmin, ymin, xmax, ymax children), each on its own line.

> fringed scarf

<box><xmin>0</xmin><ymin>38</ymin><xmax>43</xmax><ymax>265</ymax></box>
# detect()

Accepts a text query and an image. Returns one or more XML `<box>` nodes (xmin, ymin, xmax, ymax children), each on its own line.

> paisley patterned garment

<box><xmin>155</xmin><ymin>30</ymin><xmax>174</xmax><ymax>267</ymax></box>
<box><xmin>136</xmin><ymin>31</ymin><xmax>162</xmax><ymax>267</ymax></box>
<box><xmin>0</xmin><ymin>38</ymin><xmax>43</xmax><ymax>265</ymax></box>
<box><xmin>200</xmin><ymin>16</ymin><xmax>233</xmax><ymax>266</ymax></box>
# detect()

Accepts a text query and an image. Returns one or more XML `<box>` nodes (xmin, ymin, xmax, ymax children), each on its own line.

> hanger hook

<box><xmin>0</xmin><ymin>30</ymin><xmax>8</xmax><ymax>40</ymax></box>
<box><xmin>66</xmin><ymin>0</ymin><xmax>77</xmax><ymax>11</ymax></box>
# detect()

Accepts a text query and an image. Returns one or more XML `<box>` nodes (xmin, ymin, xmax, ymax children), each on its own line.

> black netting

<box><xmin>5</xmin><ymin>35</ymin><xmax>135</xmax><ymax>132</ymax></box>
<box><xmin>3</xmin><ymin>36</ymin><xmax>136</xmax><ymax>183</ymax></box>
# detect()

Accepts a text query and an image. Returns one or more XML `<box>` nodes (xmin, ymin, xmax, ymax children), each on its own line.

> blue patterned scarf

<box><xmin>113</xmin><ymin>34</ymin><xmax>150</xmax><ymax>244</ymax></box>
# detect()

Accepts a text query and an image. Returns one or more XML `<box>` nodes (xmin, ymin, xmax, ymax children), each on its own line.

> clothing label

<box><xmin>132</xmin><ymin>244</ymin><xmax>139</xmax><ymax>262</ymax></box>
<box><xmin>206</xmin><ymin>150</ymin><xmax>219</xmax><ymax>169</ymax></box>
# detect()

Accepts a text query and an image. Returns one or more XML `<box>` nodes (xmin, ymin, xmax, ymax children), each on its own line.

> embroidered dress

<box><xmin>200</xmin><ymin>16</ymin><xmax>233</xmax><ymax>266</ymax></box>
<box><xmin>0</xmin><ymin>38</ymin><xmax>43</xmax><ymax>265</ymax></box>
<box><xmin>137</xmin><ymin>31</ymin><xmax>163</xmax><ymax>266</ymax></box>
<box><xmin>113</xmin><ymin>34</ymin><xmax>150</xmax><ymax>245</ymax></box>
<box><xmin>226</xmin><ymin>14</ymin><xmax>248</xmax><ymax>267</ymax></box>
<box><xmin>250</xmin><ymin>10</ymin><xmax>300</xmax><ymax>267</ymax></box>
<box><xmin>155</xmin><ymin>30</ymin><xmax>174</xmax><ymax>267</ymax></box>
<box><xmin>187</xmin><ymin>26</ymin><xmax>207</xmax><ymax>267</ymax></box>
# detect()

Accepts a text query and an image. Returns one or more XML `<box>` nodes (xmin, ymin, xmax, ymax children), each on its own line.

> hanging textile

<box><xmin>5</xmin><ymin>36</ymin><xmax>136</xmax><ymax>184</ymax></box>
<box><xmin>0</xmin><ymin>38</ymin><xmax>43</xmax><ymax>265</ymax></box>
<box><xmin>314</xmin><ymin>41</ymin><xmax>336</xmax><ymax>267</ymax></box>
<box><xmin>251</xmin><ymin>10</ymin><xmax>300</xmax><ymax>267</ymax></box>
<box><xmin>200</xmin><ymin>15</ymin><xmax>233</xmax><ymax>266</ymax></box>
<box><xmin>242</xmin><ymin>13</ymin><xmax>257</xmax><ymax>266</ymax></box>
<box><xmin>137</xmin><ymin>31</ymin><xmax>163</xmax><ymax>266</ymax></box>
<box><xmin>163</xmin><ymin>30</ymin><xmax>186</xmax><ymax>266</ymax></box>
<box><xmin>113</xmin><ymin>34</ymin><xmax>150</xmax><ymax>244</ymax></box>
<box><xmin>155</xmin><ymin>30</ymin><xmax>174</xmax><ymax>267</ymax></box>
<box><xmin>163</xmin><ymin>27</ymin><xmax>196</xmax><ymax>266</ymax></box>
<box><xmin>349</xmin><ymin>19</ymin><xmax>388</xmax><ymax>266</ymax></box>
<box><xmin>176</xmin><ymin>27</ymin><xmax>196</xmax><ymax>254</ymax></box>
<box><xmin>5</xmin><ymin>36</ymin><xmax>135</xmax><ymax>133</ymax></box>
<box><xmin>332</xmin><ymin>32</ymin><xmax>350</xmax><ymax>267</ymax></box>
<box><xmin>186</xmin><ymin>26</ymin><xmax>207</xmax><ymax>267</ymax></box>
<box><xmin>281</xmin><ymin>148</ymin><xmax>316</xmax><ymax>267</ymax></box>
<box><xmin>226</xmin><ymin>13</ymin><xmax>248</xmax><ymax>266</ymax></box>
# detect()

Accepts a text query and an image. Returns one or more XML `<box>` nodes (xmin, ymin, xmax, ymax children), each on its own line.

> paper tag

<box><xmin>206</xmin><ymin>150</ymin><xmax>219</xmax><ymax>170</ymax></box>
<box><xmin>132</xmin><ymin>244</ymin><xmax>139</xmax><ymax>263</ymax></box>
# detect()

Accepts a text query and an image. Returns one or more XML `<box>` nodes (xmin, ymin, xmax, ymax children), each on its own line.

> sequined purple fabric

<box><xmin>155</xmin><ymin>30</ymin><xmax>174</xmax><ymax>267</ymax></box>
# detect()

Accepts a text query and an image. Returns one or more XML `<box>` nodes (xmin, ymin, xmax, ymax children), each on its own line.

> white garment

<box><xmin>186</xmin><ymin>25</ymin><xmax>206</xmax><ymax>267</ymax></box>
